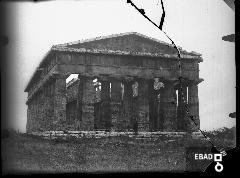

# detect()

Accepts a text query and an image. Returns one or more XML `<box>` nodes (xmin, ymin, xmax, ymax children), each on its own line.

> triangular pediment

<box><xmin>53</xmin><ymin>32</ymin><xmax>202</xmax><ymax>58</ymax></box>
<box><xmin>61</xmin><ymin>32</ymin><xmax>178</xmax><ymax>55</ymax></box>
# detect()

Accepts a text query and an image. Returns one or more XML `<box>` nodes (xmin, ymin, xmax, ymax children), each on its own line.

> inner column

<box><xmin>162</xmin><ymin>81</ymin><xmax>176</xmax><ymax>131</ymax></box>
<box><xmin>99</xmin><ymin>77</ymin><xmax>111</xmax><ymax>131</ymax></box>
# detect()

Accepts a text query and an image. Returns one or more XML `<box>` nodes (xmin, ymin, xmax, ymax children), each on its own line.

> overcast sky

<box><xmin>5</xmin><ymin>0</ymin><xmax>235</xmax><ymax>132</ymax></box>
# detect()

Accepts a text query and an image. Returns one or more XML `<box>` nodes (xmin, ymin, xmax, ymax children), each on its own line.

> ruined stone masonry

<box><xmin>25</xmin><ymin>32</ymin><xmax>203</xmax><ymax>133</ymax></box>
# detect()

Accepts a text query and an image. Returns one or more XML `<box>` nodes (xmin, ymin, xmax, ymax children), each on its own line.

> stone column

<box><xmin>53</xmin><ymin>74</ymin><xmax>67</xmax><ymax>130</ymax></box>
<box><xmin>99</xmin><ymin>78</ymin><xmax>111</xmax><ymax>131</ymax></box>
<box><xmin>173</xmin><ymin>88</ymin><xmax>178</xmax><ymax>129</ymax></box>
<box><xmin>132</xmin><ymin>81</ymin><xmax>139</xmax><ymax>132</ymax></box>
<box><xmin>110</xmin><ymin>80</ymin><xmax>122</xmax><ymax>131</ymax></box>
<box><xmin>137</xmin><ymin>78</ymin><xmax>150</xmax><ymax>132</ymax></box>
<box><xmin>49</xmin><ymin>81</ymin><xmax>55</xmax><ymax>130</ymax></box>
<box><xmin>158</xmin><ymin>88</ymin><xmax>165</xmax><ymax>131</ymax></box>
<box><xmin>36</xmin><ymin>92</ymin><xmax>42</xmax><ymax>131</ymax></box>
<box><xmin>32</xmin><ymin>98</ymin><xmax>36</xmax><ymax>131</ymax></box>
<box><xmin>41</xmin><ymin>86</ymin><xmax>47</xmax><ymax>131</ymax></box>
<box><xmin>26</xmin><ymin>104</ymin><xmax>31</xmax><ymax>133</ymax></box>
<box><xmin>123</xmin><ymin>80</ymin><xmax>133</xmax><ymax>131</ymax></box>
<box><xmin>80</xmin><ymin>76</ymin><xmax>95</xmax><ymax>131</ymax></box>
<box><xmin>40</xmin><ymin>90</ymin><xmax>46</xmax><ymax>131</ymax></box>
<box><xmin>35</xmin><ymin>95</ymin><xmax>39</xmax><ymax>131</ymax></box>
<box><xmin>34</xmin><ymin>94</ymin><xmax>38</xmax><ymax>131</ymax></box>
<box><xmin>148</xmin><ymin>79</ymin><xmax>156</xmax><ymax>131</ymax></box>
<box><xmin>76</xmin><ymin>75</ymin><xmax>84</xmax><ymax>130</ymax></box>
<box><xmin>162</xmin><ymin>81</ymin><xmax>176</xmax><ymax>131</ymax></box>
<box><xmin>41</xmin><ymin>85</ymin><xmax>50</xmax><ymax>131</ymax></box>
<box><xmin>27</xmin><ymin>99</ymin><xmax>36</xmax><ymax>133</ymax></box>
<box><xmin>188</xmin><ymin>83</ymin><xmax>200</xmax><ymax>131</ymax></box>
<box><xmin>177</xmin><ymin>85</ymin><xmax>187</xmax><ymax>131</ymax></box>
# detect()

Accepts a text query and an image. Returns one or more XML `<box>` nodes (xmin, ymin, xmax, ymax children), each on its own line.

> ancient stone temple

<box><xmin>25</xmin><ymin>32</ymin><xmax>203</xmax><ymax>133</ymax></box>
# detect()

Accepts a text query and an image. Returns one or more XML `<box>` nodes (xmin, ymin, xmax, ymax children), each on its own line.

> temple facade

<box><xmin>25</xmin><ymin>32</ymin><xmax>203</xmax><ymax>133</ymax></box>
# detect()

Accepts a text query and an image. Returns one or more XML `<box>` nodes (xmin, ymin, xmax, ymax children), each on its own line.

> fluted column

<box><xmin>76</xmin><ymin>75</ymin><xmax>84</xmax><ymax>130</ymax></box>
<box><xmin>137</xmin><ymin>79</ymin><xmax>150</xmax><ymax>132</ymax></box>
<box><xmin>132</xmin><ymin>81</ymin><xmax>139</xmax><ymax>132</ymax></box>
<box><xmin>43</xmin><ymin>83</ymin><xmax>54</xmax><ymax>131</ymax></box>
<box><xmin>32</xmin><ymin>98</ymin><xmax>37</xmax><ymax>131</ymax></box>
<box><xmin>157</xmin><ymin>80</ymin><xmax>165</xmax><ymax>131</ymax></box>
<box><xmin>149</xmin><ymin>79</ymin><xmax>156</xmax><ymax>131</ymax></box>
<box><xmin>122</xmin><ymin>80</ymin><xmax>133</xmax><ymax>131</ymax></box>
<box><xmin>188</xmin><ymin>83</ymin><xmax>200</xmax><ymax>131</ymax></box>
<box><xmin>110</xmin><ymin>80</ymin><xmax>122</xmax><ymax>131</ymax></box>
<box><xmin>177</xmin><ymin>85</ymin><xmax>187</xmax><ymax>131</ymax></box>
<box><xmin>53</xmin><ymin>74</ymin><xmax>67</xmax><ymax>130</ymax></box>
<box><xmin>100</xmin><ymin>78</ymin><xmax>111</xmax><ymax>131</ymax></box>
<box><xmin>80</xmin><ymin>76</ymin><xmax>95</xmax><ymax>131</ymax></box>
<box><xmin>162</xmin><ymin>81</ymin><xmax>176</xmax><ymax>131</ymax></box>
<box><xmin>26</xmin><ymin>104</ymin><xmax>31</xmax><ymax>133</ymax></box>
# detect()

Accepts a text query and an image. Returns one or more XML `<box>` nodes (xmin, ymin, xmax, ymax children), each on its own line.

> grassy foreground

<box><xmin>1</xmin><ymin>129</ymin><xmax>235</xmax><ymax>173</ymax></box>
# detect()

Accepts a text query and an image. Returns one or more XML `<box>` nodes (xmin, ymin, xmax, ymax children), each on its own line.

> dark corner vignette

<box><xmin>1</xmin><ymin>1</ymin><xmax>8</xmax><ymax>140</ymax></box>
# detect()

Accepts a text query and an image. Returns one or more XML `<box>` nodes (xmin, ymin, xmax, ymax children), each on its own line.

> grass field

<box><xmin>1</xmin><ymin>128</ymin><xmax>235</xmax><ymax>173</ymax></box>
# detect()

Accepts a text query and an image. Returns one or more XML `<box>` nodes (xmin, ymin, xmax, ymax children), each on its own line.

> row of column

<box><xmin>74</xmin><ymin>75</ymin><xmax>200</xmax><ymax>132</ymax></box>
<box><xmin>27</xmin><ymin>74</ymin><xmax>200</xmax><ymax>132</ymax></box>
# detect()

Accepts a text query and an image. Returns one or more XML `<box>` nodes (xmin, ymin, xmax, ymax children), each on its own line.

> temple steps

<box><xmin>29</xmin><ymin>131</ymin><xmax>205</xmax><ymax>140</ymax></box>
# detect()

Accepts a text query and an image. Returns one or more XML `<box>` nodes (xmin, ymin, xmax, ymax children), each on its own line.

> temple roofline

<box><xmin>51</xmin><ymin>46</ymin><xmax>202</xmax><ymax>60</ymax></box>
<box><xmin>24</xmin><ymin>32</ymin><xmax>203</xmax><ymax>93</ymax></box>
